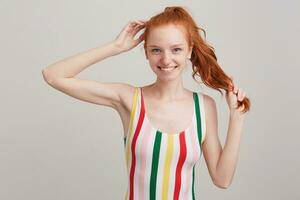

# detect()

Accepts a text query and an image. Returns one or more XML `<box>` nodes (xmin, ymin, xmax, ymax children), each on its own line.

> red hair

<box><xmin>143</xmin><ymin>6</ymin><xmax>250</xmax><ymax>113</ymax></box>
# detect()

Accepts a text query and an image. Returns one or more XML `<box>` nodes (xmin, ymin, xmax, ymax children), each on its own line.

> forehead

<box><xmin>147</xmin><ymin>24</ymin><xmax>188</xmax><ymax>47</ymax></box>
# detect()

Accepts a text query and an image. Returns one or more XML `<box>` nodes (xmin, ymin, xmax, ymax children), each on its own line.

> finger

<box><xmin>233</xmin><ymin>83</ymin><xmax>238</xmax><ymax>94</ymax></box>
<box><xmin>139</xmin><ymin>19</ymin><xmax>148</xmax><ymax>23</ymax></box>
<box><xmin>127</xmin><ymin>21</ymin><xmax>140</xmax><ymax>31</ymax></box>
<box><xmin>230</xmin><ymin>78</ymin><xmax>238</xmax><ymax>94</ymax></box>
<box><xmin>130</xmin><ymin>23</ymin><xmax>139</xmax><ymax>29</ymax></box>
<box><xmin>228</xmin><ymin>75</ymin><xmax>234</xmax><ymax>91</ymax></box>
<box><xmin>125</xmin><ymin>21</ymin><xmax>140</xmax><ymax>32</ymax></box>
<box><xmin>227</xmin><ymin>90</ymin><xmax>236</xmax><ymax>102</ymax></box>
<box><xmin>135</xmin><ymin>20</ymin><xmax>144</xmax><ymax>24</ymax></box>
<box><xmin>131</xmin><ymin>20</ymin><xmax>144</xmax><ymax>26</ymax></box>
<box><xmin>130</xmin><ymin>21</ymin><xmax>145</xmax><ymax>32</ymax></box>
<box><xmin>133</xmin><ymin>23</ymin><xmax>146</xmax><ymax>29</ymax></box>
<box><xmin>230</xmin><ymin>76</ymin><xmax>238</xmax><ymax>94</ymax></box>
<box><xmin>238</xmin><ymin>103</ymin><xmax>245</xmax><ymax>112</ymax></box>
<box><xmin>123</xmin><ymin>21</ymin><xmax>134</xmax><ymax>31</ymax></box>
<box><xmin>137</xmin><ymin>20</ymin><xmax>147</xmax><ymax>25</ymax></box>
<box><xmin>237</xmin><ymin>88</ymin><xmax>243</xmax><ymax>101</ymax></box>
<box><xmin>133</xmin><ymin>34</ymin><xmax>145</xmax><ymax>46</ymax></box>
<box><xmin>132</xmin><ymin>24</ymin><xmax>146</xmax><ymax>36</ymax></box>
<box><xmin>226</xmin><ymin>90</ymin><xmax>233</xmax><ymax>97</ymax></box>
<box><xmin>134</xmin><ymin>19</ymin><xmax>147</xmax><ymax>25</ymax></box>
<box><xmin>127</xmin><ymin>21</ymin><xmax>145</xmax><ymax>34</ymax></box>
<box><xmin>241</xmin><ymin>91</ymin><xmax>246</xmax><ymax>101</ymax></box>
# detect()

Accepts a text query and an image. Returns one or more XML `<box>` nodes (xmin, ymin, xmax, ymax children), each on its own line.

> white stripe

<box><xmin>191</xmin><ymin>110</ymin><xmax>202</xmax><ymax>163</ymax></box>
<box><xmin>143</xmin><ymin>127</ymin><xmax>156</xmax><ymax>200</ymax></box>
<box><xmin>199</xmin><ymin>93</ymin><xmax>206</xmax><ymax>144</ymax></box>
<box><xmin>133</xmin><ymin>115</ymin><xmax>148</xmax><ymax>200</ymax></box>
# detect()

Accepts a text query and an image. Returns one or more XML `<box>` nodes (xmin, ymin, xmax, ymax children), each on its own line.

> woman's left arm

<box><xmin>202</xmin><ymin>81</ymin><xmax>247</xmax><ymax>189</ymax></box>
<box><xmin>214</xmin><ymin>111</ymin><xmax>245</xmax><ymax>188</ymax></box>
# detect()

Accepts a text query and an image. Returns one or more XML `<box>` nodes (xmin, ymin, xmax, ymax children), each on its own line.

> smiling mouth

<box><xmin>157</xmin><ymin>66</ymin><xmax>178</xmax><ymax>71</ymax></box>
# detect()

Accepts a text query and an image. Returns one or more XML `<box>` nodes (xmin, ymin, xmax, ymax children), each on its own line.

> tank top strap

<box><xmin>193</xmin><ymin>92</ymin><xmax>206</xmax><ymax>150</ymax></box>
<box><xmin>124</xmin><ymin>87</ymin><xmax>141</xmax><ymax>173</ymax></box>
<box><xmin>124</xmin><ymin>87</ymin><xmax>139</xmax><ymax>145</ymax></box>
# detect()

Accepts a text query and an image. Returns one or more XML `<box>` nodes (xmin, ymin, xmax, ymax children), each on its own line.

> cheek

<box><xmin>177</xmin><ymin>56</ymin><xmax>189</xmax><ymax>64</ymax></box>
<box><xmin>147</xmin><ymin>57</ymin><xmax>160</xmax><ymax>67</ymax></box>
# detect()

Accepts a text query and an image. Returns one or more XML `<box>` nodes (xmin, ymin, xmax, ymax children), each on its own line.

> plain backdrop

<box><xmin>1</xmin><ymin>0</ymin><xmax>299</xmax><ymax>199</ymax></box>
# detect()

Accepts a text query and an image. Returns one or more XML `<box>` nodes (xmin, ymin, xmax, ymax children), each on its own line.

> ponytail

<box><xmin>190</xmin><ymin>27</ymin><xmax>250</xmax><ymax>113</ymax></box>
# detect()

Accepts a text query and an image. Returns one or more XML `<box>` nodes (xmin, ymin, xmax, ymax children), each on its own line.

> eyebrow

<box><xmin>148</xmin><ymin>44</ymin><xmax>184</xmax><ymax>48</ymax></box>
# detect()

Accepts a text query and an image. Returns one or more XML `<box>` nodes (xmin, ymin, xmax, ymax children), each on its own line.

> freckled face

<box><xmin>145</xmin><ymin>24</ymin><xmax>192</xmax><ymax>81</ymax></box>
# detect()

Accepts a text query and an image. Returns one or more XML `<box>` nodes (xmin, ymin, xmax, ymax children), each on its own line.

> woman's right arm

<box><xmin>42</xmin><ymin>20</ymin><xmax>146</xmax><ymax>110</ymax></box>
<box><xmin>42</xmin><ymin>42</ymin><xmax>128</xmax><ymax>109</ymax></box>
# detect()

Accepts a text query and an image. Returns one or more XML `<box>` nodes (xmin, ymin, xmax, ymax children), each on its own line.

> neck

<box><xmin>150</xmin><ymin>78</ymin><xmax>185</xmax><ymax>101</ymax></box>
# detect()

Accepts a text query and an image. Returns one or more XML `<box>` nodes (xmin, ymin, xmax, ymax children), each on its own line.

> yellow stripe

<box><xmin>124</xmin><ymin>190</ymin><xmax>128</xmax><ymax>200</ymax></box>
<box><xmin>125</xmin><ymin>87</ymin><xmax>139</xmax><ymax>171</ymax></box>
<box><xmin>162</xmin><ymin>134</ymin><xmax>174</xmax><ymax>200</ymax></box>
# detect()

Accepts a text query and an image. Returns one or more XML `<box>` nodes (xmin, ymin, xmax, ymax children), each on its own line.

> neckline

<box><xmin>139</xmin><ymin>87</ymin><xmax>196</xmax><ymax>136</ymax></box>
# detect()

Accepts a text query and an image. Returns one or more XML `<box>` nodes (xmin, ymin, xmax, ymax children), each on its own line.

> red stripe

<box><xmin>174</xmin><ymin>132</ymin><xmax>187</xmax><ymax>200</ymax></box>
<box><xmin>129</xmin><ymin>90</ymin><xmax>145</xmax><ymax>200</ymax></box>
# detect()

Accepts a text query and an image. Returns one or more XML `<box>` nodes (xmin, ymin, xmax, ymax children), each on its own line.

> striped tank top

<box><xmin>123</xmin><ymin>87</ymin><xmax>206</xmax><ymax>200</ymax></box>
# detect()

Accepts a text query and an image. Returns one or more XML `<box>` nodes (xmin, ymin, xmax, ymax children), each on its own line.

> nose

<box><xmin>161</xmin><ymin>52</ymin><xmax>172</xmax><ymax>66</ymax></box>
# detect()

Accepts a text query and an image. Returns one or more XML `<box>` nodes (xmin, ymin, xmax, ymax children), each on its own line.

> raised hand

<box><xmin>226</xmin><ymin>76</ymin><xmax>247</xmax><ymax>116</ymax></box>
<box><xmin>113</xmin><ymin>20</ymin><xmax>147</xmax><ymax>53</ymax></box>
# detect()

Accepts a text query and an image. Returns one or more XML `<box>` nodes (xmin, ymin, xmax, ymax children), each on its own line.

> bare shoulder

<box><xmin>201</xmin><ymin>93</ymin><xmax>217</xmax><ymax>119</ymax></box>
<box><xmin>202</xmin><ymin>93</ymin><xmax>216</xmax><ymax>108</ymax></box>
<box><xmin>117</xmin><ymin>83</ymin><xmax>136</xmax><ymax>112</ymax></box>
<box><xmin>201</xmin><ymin>93</ymin><xmax>217</xmax><ymax>125</ymax></box>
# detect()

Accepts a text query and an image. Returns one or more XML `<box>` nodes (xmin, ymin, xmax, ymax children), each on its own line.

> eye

<box><xmin>173</xmin><ymin>48</ymin><xmax>182</xmax><ymax>53</ymax></box>
<box><xmin>151</xmin><ymin>48</ymin><xmax>161</xmax><ymax>53</ymax></box>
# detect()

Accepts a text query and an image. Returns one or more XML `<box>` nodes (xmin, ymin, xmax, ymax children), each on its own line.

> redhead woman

<box><xmin>42</xmin><ymin>6</ymin><xmax>250</xmax><ymax>200</ymax></box>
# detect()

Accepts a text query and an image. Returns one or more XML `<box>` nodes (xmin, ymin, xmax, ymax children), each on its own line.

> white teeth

<box><xmin>161</xmin><ymin>68</ymin><xmax>174</xmax><ymax>71</ymax></box>
<box><xmin>158</xmin><ymin>66</ymin><xmax>177</xmax><ymax>72</ymax></box>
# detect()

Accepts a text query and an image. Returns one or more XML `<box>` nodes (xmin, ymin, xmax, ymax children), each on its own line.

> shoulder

<box><xmin>202</xmin><ymin>93</ymin><xmax>216</xmax><ymax>108</ymax></box>
<box><xmin>202</xmin><ymin>94</ymin><xmax>218</xmax><ymax>131</ymax></box>
<box><xmin>195</xmin><ymin>91</ymin><xmax>215</xmax><ymax>105</ymax></box>
<box><xmin>197</xmin><ymin>92</ymin><xmax>217</xmax><ymax>118</ymax></box>
<box><xmin>117</xmin><ymin>83</ymin><xmax>136</xmax><ymax>97</ymax></box>
<box><xmin>117</xmin><ymin>83</ymin><xmax>137</xmax><ymax>111</ymax></box>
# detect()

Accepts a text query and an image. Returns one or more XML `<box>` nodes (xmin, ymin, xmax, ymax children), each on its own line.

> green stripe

<box><xmin>193</xmin><ymin>92</ymin><xmax>202</xmax><ymax>150</ymax></box>
<box><xmin>192</xmin><ymin>165</ymin><xmax>196</xmax><ymax>200</ymax></box>
<box><xmin>191</xmin><ymin>93</ymin><xmax>203</xmax><ymax>200</ymax></box>
<box><xmin>150</xmin><ymin>131</ymin><xmax>162</xmax><ymax>200</ymax></box>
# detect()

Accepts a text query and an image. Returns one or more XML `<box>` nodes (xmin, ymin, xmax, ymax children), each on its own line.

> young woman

<box><xmin>42</xmin><ymin>6</ymin><xmax>250</xmax><ymax>200</ymax></box>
